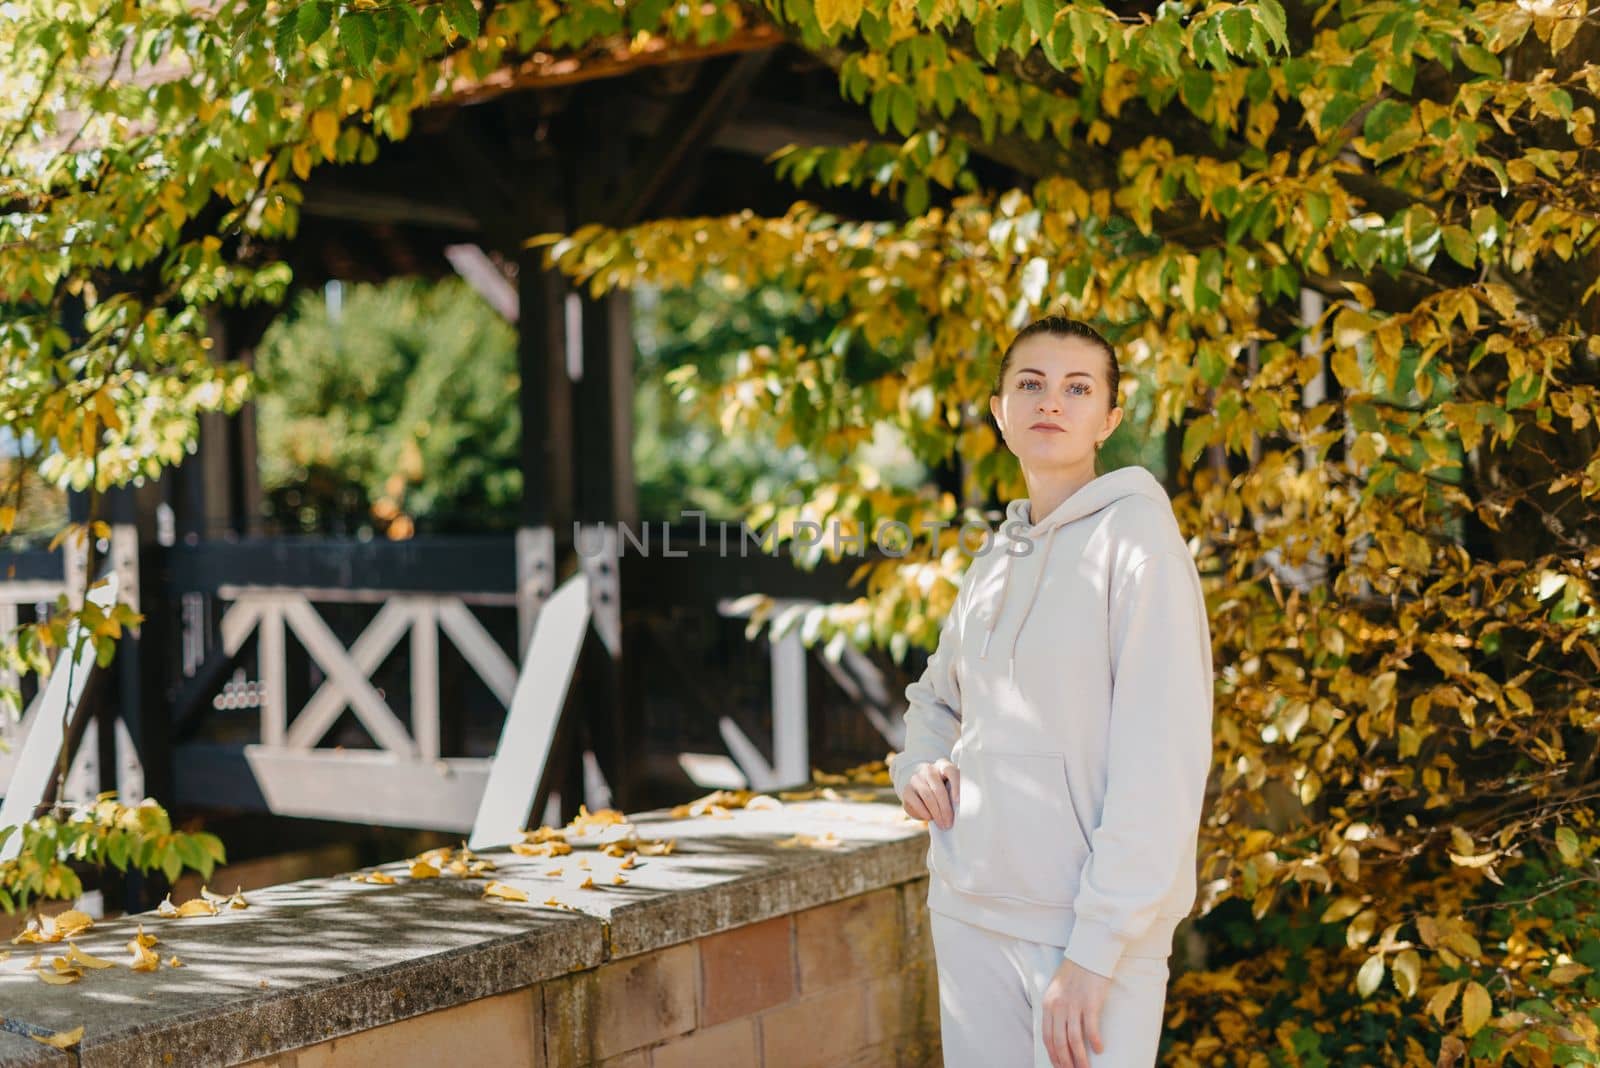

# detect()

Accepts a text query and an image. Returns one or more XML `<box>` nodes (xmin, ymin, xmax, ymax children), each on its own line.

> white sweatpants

<box><xmin>928</xmin><ymin>907</ymin><xmax>1170</xmax><ymax>1067</ymax></box>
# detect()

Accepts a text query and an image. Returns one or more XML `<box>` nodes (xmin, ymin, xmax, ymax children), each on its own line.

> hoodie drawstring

<box><xmin>977</xmin><ymin>522</ymin><xmax>1059</xmax><ymax>678</ymax></box>
<box><xmin>1007</xmin><ymin>525</ymin><xmax>1058</xmax><ymax>677</ymax></box>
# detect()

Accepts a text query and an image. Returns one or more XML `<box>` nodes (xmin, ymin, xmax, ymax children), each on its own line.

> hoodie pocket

<box><xmin>927</xmin><ymin>748</ymin><xmax>1091</xmax><ymax>909</ymax></box>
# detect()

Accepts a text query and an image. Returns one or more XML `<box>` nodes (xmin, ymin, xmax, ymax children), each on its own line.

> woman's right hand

<box><xmin>902</xmin><ymin>758</ymin><xmax>960</xmax><ymax>830</ymax></box>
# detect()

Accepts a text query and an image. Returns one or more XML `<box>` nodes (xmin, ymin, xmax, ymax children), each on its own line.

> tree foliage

<box><xmin>4</xmin><ymin>0</ymin><xmax>1600</xmax><ymax>1058</ymax></box>
<box><xmin>255</xmin><ymin>277</ymin><xmax>521</xmax><ymax>536</ymax></box>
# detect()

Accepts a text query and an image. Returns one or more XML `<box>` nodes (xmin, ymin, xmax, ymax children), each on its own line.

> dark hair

<box><xmin>991</xmin><ymin>315</ymin><xmax>1121</xmax><ymax>412</ymax></box>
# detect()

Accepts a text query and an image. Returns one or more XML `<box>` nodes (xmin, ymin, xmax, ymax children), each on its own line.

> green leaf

<box><xmin>1254</xmin><ymin>0</ymin><xmax>1288</xmax><ymax>51</ymax></box>
<box><xmin>339</xmin><ymin>11</ymin><xmax>377</xmax><ymax>71</ymax></box>
<box><xmin>889</xmin><ymin>84</ymin><xmax>918</xmax><ymax>137</ymax></box>
<box><xmin>903</xmin><ymin>175</ymin><xmax>929</xmax><ymax>217</ymax></box>
<box><xmin>1507</xmin><ymin>373</ymin><xmax>1541</xmax><ymax>409</ymax></box>
<box><xmin>297</xmin><ymin>0</ymin><xmax>332</xmax><ymax>45</ymax></box>
<box><xmin>161</xmin><ymin>845</ymin><xmax>183</xmax><ymax>885</ymax></box>
<box><xmin>1556</xmin><ymin>826</ymin><xmax>1581</xmax><ymax>864</ymax></box>
<box><xmin>273</xmin><ymin>9</ymin><xmax>300</xmax><ymax>59</ymax></box>
<box><xmin>1022</xmin><ymin>0</ymin><xmax>1053</xmax><ymax>42</ymax></box>
<box><xmin>444</xmin><ymin>0</ymin><xmax>479</xmax><ymax>41</ymax></box>
<box><xmin>1362</xmin><ymin>99</ymin><xmax>1412</xmax><ymax>145</ymax></box>
<box><xmin>1319</xmin><ymin>93</ymin><xmax>1361</xmax><ymax>138</ymax></box>
<box><xmin>1181</xmin><ymin>414</ymin><xmax>1214</xmax><ymax>467</ymax></box>
<box><xmin>1441</xmin><ymin>225</ymin><xmax>1476</xmax><ymax>268</ymax></box>
<box><xmin>1458</xmin><ymin>44</ymin><xmax>1500</xmax><ymax>77</ymax></box>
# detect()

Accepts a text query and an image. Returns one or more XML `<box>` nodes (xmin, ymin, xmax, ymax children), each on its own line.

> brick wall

<box><xmin>249</xmin><ymin>877</ymin><xmax>940</xmax><ymax>1068</ymax></box>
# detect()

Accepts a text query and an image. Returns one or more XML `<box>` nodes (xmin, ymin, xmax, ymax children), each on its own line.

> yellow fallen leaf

<box><xmin>636</xmin><ymin>839</ymin><xmax>675</xmax><ymax>856</ymax></box>
<box><xmin>128</xmin><ymin>924</ymin><xmax>158</xmax><ymax>950</ymax></box>
<box><xmin>776</xmin><ymin>832</ymin><xmax>841</xmax><ymax>850</ymax></box>
<box><xmin>410</xmin><ymin>861</ymin><xmax>440</xmax><ymax>879</ymax></box>
<box><xmin>745</xmin><ymin>794</ymin><xmax>783</xmax><ymax>810</ymax></box>
<box><xmin>166</xmin><ymin>956</ymin><xmax>183</xmax><ymax>968</ymax></box>
<box><xmin>351</xmin><ymin>871</ymin><xmax>397</xmax><ymax>885</ymax></box>
<box><xmin>611</xmin><ymin>874</ymin><xmax>628</xmax><ymax>885</ymax></box>
<box><xmin>129</xmin><ymin>942</ymin><xmax>160</xmax><ymax>973</ymax></box>
<box><xmin>578</xmin><ymin>876</ymin><xmax>595</xmax><ymax>890</ymax></box>
<box><xmin>38</xmin><ymin>965</ymin><xmax>80</xmax><ymax>985</ymax></box>
<box><xmin>482</xmin><ymin>881</ymin><xmax>529</xmax><ymax>902</ymax></box>
<box><xmin>778</xmin><ymin>788</ymin><xmax>822</xmax><ymax>801</ymax></box>
<box><xmin>546</xmin><ymin>868</ymin><xmax>564</xmax><ymax>877</ymax></box>
<box><xmin>0</xmin><ymin>950</ymin><xmax>9</xmax><ymax>962</ymax></box>
<box><xmin>198</xmin><ymin>884</ymin><xmax>249</xmax><ymax>909</ymax></box>
<box><xmin>466</xmin><ymin>861</ymin><xmax>496</xmax><ymax>878</ymax></box>
<box><xmin>175</xmin><ymin>898</ymin><xmax>219</xmax><ymax>918</ymax></box>
<box><xmin>843</xmin><ymin>789</ymin><xmax>880</xmax><ymax>802</ymax></box>
<box><xmin>542</xmin><ymin>897</ymin><xmax>577</xmax><ymax>911</ymax></box>
<box><xmin>512</xmin><ymin>840</ymin><xmax>572</xmax><ymax>857</ymax></box>
<box><xmin>52</xmin><ymin>910</ymin><xmax>95</xmax><ymax>938</ymax></box>
<box><xmin>522</xmin><ymin>825</ymin><xmax>567</xmax><ymax>843</ymax></box>
<box><xmin>156</xmin><ymin>895</ymin><xmax>179</xmax><ymax>917</ymax></box>
<box><xmin>567</xmin><ymin>805</ymin><xmax>627</xmax><ymax>833</ymax></box>
<box><xmin>619</xmin><ymin>854</ymin><xmax>636</xmax><ymax>869</ymax></box>
<box><xmin>65</xmin><ymin>943</ymin><xmax>117</xmax><ymax>970</ymax></box>
<box><xmin>28</xmin><ymin>1026</ymin><xmax>83</xmax><ymax>1050</ymax></box>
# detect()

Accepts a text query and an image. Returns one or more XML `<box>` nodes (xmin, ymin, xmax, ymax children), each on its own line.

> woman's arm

<box><xmin>1064</xmin><ymin>550</ymin><xmax>1216</xmax><ymax>979</ymax></box>
<box><xmin>889</xmin><ymin>575</ymin><xmax>968</xmax><ymax>802</ymax></box>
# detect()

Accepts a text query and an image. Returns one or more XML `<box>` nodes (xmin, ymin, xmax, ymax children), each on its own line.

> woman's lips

<box><xmin>1029</xmin><ymin>423</ymin><xmax>1065</xmax><ymax>432</ymax></box>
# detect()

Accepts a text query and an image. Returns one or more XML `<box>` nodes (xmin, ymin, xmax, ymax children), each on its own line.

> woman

<box><xmin>890</xmin><ymin>316</ymin><xmax>1215</xmax><ymax>1068</ymax></box>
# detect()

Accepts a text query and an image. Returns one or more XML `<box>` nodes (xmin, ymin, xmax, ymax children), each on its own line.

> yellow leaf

<box><xmin>49</xmin><ymin>914</ymin><xmax>93</xmax><ymax>940</ymax></box>
<box><xmin>64</xmin><ymin>942</ymin><xmax>116</xmax><ymax>970</ymax></box>
<box><xmin>0</xmin><ymin>506</ymin><xmax>15</xmax><ymax>533</ymax></box>
<box><xmin>1392</xmin><ymin>950</ymin><xmax>1421</xmax><ymax>998</ymax></box>
<box><xmin>37</xmin><ymin>965</ymin><xmax>81</xmax><ymax>985</ymax></box>
<box><xmin>1320</xmin><ymin>896</ymin><xmax>1364</xmax><ymax>923</ymax></box>
<box><xmin>28</xmin><ymin>1026</ymin><xmax>83</xmax><ymax>1050</ymax></box>
<box><xmin>173</xmin><ymin>898</ymin><xmax>219</xmax><ymax>918</ymax></box>
<box><xmin>1427</xmin><ymin>980</ymin><xmax>1461</xmax><ymax>1025</ymax></box>
<box><xmin>542</xmin><ymin>897</ymin><xmax>577</xmax><ymax>911</ymax></box>
<box><xmin>578</xmin><ymin>876</ymin><xmax>595</xmax><ymax>889</ymax></box>
<box><xmin>522</xmin><ymin>826</ymin><xmax>567</xmax><ymax>843</ymax></box>
<box><xmin>611</xmin><ymin>874</ymin><xmax>628</xmax><ymax>885</ymax></box>
<box><xmin>310</xmin><ymin>109</ymin><xmax>340</xmax><ymax>158</ymax></box>
<box><xmin>166</xmin><ymin>956</ymin><xmax>184</xmax><ymax>969</ymax></box>
<box><xmin>1461</xmin><ymin>981</ymin><xmax>1492</xmax><ymax>1035</ymax></box>
<box><xmin>127</xmin><ymin>924</ymin><xmax>157</xmax><ymax>951</ymax></box>
<box><xmin>482</xmin><ymin>881</ymin><xmax>529</xmax><ymax>902</ymax></box>
<box><xmin>410</xmin><ymin>861</ymin><xmax>440</xmax><ymax>879</ymax></box>
<box><xmin>129</xmin><ymin>942</ymin><xmax>160</xmax><ymax>973</ymax></box>
<box><xmin>1355</xmin><ymin>953</ymin><xmax>1386</xmax><ymax>998</ymax></box>
<box><xmin>512</xmin><ymin>840</ymin><xmax>572</xmax><ymax>857</ymax></box>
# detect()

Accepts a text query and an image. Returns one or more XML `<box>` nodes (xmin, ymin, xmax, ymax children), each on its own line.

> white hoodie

<box><xmin>889</xmin><ymin>464</ymin><xmax>1215</xmax><ymax>979</ymax></box>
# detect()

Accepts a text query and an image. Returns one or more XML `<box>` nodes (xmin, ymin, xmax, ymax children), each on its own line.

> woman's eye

<box><xmin>1069</xmin><ymin>383</ymin><xmax>1088</xmax><ymax>395</ymax></box>
<box><xmin>1018</xmin><ymin>379</ymin><xmax>1040</xmax><ymax>390</ymax></box>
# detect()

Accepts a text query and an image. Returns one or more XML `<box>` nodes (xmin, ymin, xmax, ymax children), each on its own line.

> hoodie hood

<box><xmin>979</xmin><ymin>465</ymin><xmax>1174</xmax><ymax>676</ymax></box>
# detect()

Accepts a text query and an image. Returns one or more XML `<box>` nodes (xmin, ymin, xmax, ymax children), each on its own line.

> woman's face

<box><xmin>988</xmin><ymin>333</ymin><xmax>1122</xmax><ymax>471</ymax></box>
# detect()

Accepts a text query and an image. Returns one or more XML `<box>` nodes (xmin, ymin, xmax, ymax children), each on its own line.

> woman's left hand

<box><xmin>1041</xmin><ymin>956</ymin><xmax>1112</xmax><ymax>1068</ymax></box>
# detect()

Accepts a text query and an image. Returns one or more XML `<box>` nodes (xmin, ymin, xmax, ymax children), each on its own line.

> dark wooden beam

<box><xmin>612</xmin><ymin>50</ymin><xmax>776</xmax><ymax>225</ymax></box>
<box><xmin>300</xmin><ymin>188</ymin><xmax>480</xmax><ymax>231</ymax></box>
<box><xmin>437</xmin><ymin>24</ymin><xmax>785</xmax><ymax>108</ymax></box>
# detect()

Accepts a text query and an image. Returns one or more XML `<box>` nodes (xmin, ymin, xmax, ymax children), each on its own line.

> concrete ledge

<box><xmin>0</xmin><ymin>790</ymin><xmax>927</xmax><ymax>1067</ymax></box>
